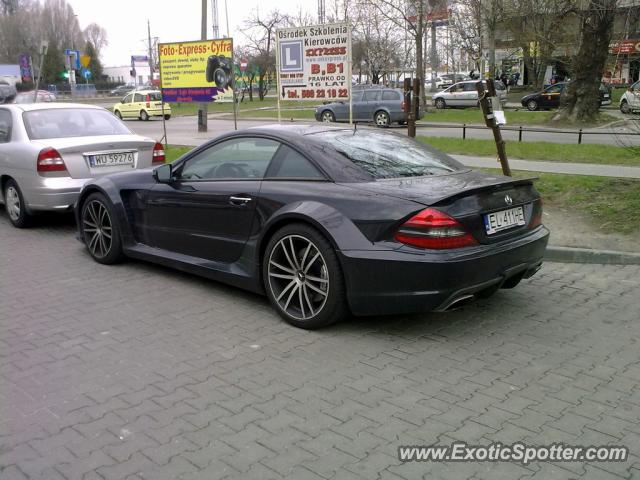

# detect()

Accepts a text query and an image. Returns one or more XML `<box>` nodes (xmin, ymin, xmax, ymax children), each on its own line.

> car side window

<box><xmin>351</xmin><ymin>91</ymin><xmax>364</xmax><ymax>102</ymax></box>
<box><xmin>546</xmin><ymin>85</ymin><xmax>563</xmax><ymax>94</ymax></box>
<box><xmin>381</xmin><ymin>90</ymin><xmax>399</xmax><ymax>101</ymax></box>
<box><xmin>462</xmin><ymin>83</ymin><xmax>477</xmax><ymax>92</ymax></box>
<box><xmin>363</xmin><ymin>90</ymin><xmax>380</xmax><ymax>101</ymax></box>
<box><xmin>180</xmin><ymin>137</ymin><xmax>280</xmax><ymax>180</ymax></box>
<box><xmin>134</xmin><ymin>93</ymin><xmax>143</xmax><ymax>102</ymax></box>
<box><xmin>266</xmin><ymin>145</ymin><xmax>325</xmax><ymax>180</ymax></box>
<box><xmin>0</xmin><ymin>109</ymin><xmax>11</xmax><ymax>143</ymax></box>
<box><xmin>447</xmin><ymin>85</ymin><xmax>459</xmax><ymax>93</ymax></box>
<box><xmin>122</xmin><ymin>93</ymin><xmax>133</xmax><ymax>103</ymax></box>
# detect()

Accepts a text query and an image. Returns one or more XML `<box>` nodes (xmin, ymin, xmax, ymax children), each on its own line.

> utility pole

<box><xmin>318</xmin><ymin>0</ymin><xmax>326</xmax><ymax>23</ymax></box>
<box><xmin>147</xmin><ymin>20</ymin><xmax>153</xmax><ymax>84</ymax></box>
<box><xmin>211</xmin><ymin>0</ymin><xmax>219</xmax><ymax>38</ymax></box>
<box><xmin>198</xmin><ymin>0</ymin><xmax>208</xmax><ymax>132</ymax></box>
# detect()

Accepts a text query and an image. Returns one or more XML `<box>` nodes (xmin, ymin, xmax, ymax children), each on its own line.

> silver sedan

<box><xmin>0</xmin><ymin>103</ymin><xmax>164</xmax><ymax>227</ymax></box>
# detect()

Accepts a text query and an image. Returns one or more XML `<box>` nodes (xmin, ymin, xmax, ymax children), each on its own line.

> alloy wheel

<box><xmin>620</xmin><ymin>101</ymin><xmax>630</xmax><ymax>114</ymax></box>
<box><xmin>321</xmin><ymin>111</ymin><xmax>334</xmax><ymax>122</ymax></box>
<box><xmin>5</xmin><ymin>186</ymin><xmax>20</xmax><ymax>221</ymax></box>
<box><xmin>375</xmin><ymin>111</ymin><xmax>390</xmax><ymax>126</ymax></box>
<box><xmin>435</xmin><ymin>98</ymin><xmax>446</xmax><ymax>109</ymax></box>
<box><xmin>267</xmin><ymin>234</ymin><xmax>329</xmax><ymax>321</ymax></box>
<box><xmin>527</xmin><ymin>100</ymin><xmax>538</xmax><ymax>111</ymax></box>
<box><xmin>83</xmin><ymin>200</ymin><xmax>113</xmax><ymax>259</ymax></box>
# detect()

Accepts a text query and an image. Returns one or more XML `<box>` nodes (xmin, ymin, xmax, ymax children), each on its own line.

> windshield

<box><xmin>23</xmin><ymin>108</ymin><xmax>132</xmax><ymax>140</ymax></box>
<box><xmin>312</xmin><ymin>130</ymin><xmax>465</xmax><ymax>179</ymax></box>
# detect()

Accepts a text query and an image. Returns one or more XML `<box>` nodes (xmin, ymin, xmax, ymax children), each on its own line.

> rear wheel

<box><xmin>4</xmin><ymin>179</ymin><xmax>31</xmax><ymax>228</ymax></box>
<box><xmin>526</xmin><ymin>99</ymin><xmax>539</xmax><ymax>111</ymax></box>
<box><xmin>164</xmin><ymin>114</ymin><xmax>171</xmax><ymax>120</ymax></box>
<box><xmin>81</xmin><ymin>193</ymin><xmax>124</xmax><ymax>264</ymax></box>
<box><xmin>321</xmin><ymin>110</ymin><xmax>335</xmax><ymax>122</ymax></box>
<box><xmin>434</xmin><ymin>98</ymin><xmax>446</xmax><ymax>109</ymax></box>
<box><xmin>620</xmin><ymin>100</ymin><xmax>631</xmax><ymax>114</ymax></box>
<box><xmin>140</xmin><ymin>110</ymin><xmax>149</xmax><ymax>121</ymax></box>
<box><xmin>114</xmin><ymin>110</ymin><xmax>122</xmax><ymax>119</ymax></box>
<box><xmin>374</xmin><ymin>110</ymin><xmax>390</xmax><ymax>127</ymax></box>
<box><xmin>263</xmin><ymin>224</ymin><xmax>348</xmax><ymax>329</ymax></box>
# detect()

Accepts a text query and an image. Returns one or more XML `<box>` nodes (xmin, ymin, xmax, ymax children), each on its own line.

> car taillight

<box><xmin>152</xmin><ymin>142</ymin><xmax>165</xmax><ymax>164</ymax></box>
<box><xmin>529</xmin><ymin>199</ymin><xmax>543</xmax><ymax>229</ymax></box>
<box><xmin>37</xmin><ymin>147</ymin><xmax>67</xmax><ymax>173</ymax></box>
<box><xmin>395</xmin><ymin>207</ymin><xmax>477</xmax><ymax>249</ymax></box>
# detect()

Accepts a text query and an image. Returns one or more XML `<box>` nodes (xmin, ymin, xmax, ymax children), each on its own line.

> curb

<box><xmin>545</xmin><ymin>246</ymin><xmax>640</xmax><ymax>265</ymax></box>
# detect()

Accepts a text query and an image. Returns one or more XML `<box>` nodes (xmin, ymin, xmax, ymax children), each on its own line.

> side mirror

<box><xmin>153</xmin><ymin>163</ymin><xmax>173</xmax><ymax>183</ymax></box>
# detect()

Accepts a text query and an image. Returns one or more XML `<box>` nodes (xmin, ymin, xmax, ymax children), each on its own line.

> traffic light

<box><xmin>61</xmin><ymin>69</ymin><xmax>70</xmax><ymax>79</ymax></box>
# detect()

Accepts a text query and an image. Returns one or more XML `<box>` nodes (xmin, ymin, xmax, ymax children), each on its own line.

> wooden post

<box><xmin>475</xmin><ymin>79</ymin><xmax>511</xmax><ymax>176</ymax></box>
<box><xmin>404</xmin><ymin>78</ymin><xmax>415</xmax><ymax>137</ymax></box>
<box><xmin>411</xmin><ymin>77</ymin><xmax>420</xmax><ymax>138</ymax></box>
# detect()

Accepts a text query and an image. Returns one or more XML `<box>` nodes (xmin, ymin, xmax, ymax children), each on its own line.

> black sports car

<box><xmin>75</xmin><ymin>125</ymin><xmax>549</xmax><ymax>329</ymax></box>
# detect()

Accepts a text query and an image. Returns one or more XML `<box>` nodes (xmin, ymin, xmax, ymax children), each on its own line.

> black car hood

<box><xmin>340</xmin><ymin>170</ymin><xmax>535</xmax><ymax>206</ymax></box>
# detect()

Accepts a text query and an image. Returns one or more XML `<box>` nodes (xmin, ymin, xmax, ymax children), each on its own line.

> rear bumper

<box><xmin>341</xmin><ymin>226</ymin><xmax>549</xmax><ymax>316</ymax></box>
<box><xmin>24</xmin><ymin>176</ymin><xmax>88</xmax><ymax>212</ymax></box>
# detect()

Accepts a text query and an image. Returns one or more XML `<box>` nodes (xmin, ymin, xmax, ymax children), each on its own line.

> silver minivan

<box><xmin>432</xmin><ymin>80</ymin><xmax>507</xmax><ymax>109</ymax></box>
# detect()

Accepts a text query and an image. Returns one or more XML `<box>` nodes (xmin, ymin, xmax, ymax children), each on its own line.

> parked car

<box><xmin>0</xmin><ymin>103</ymin><xmax>164</xmax><ymax>228</ymax></box>
<box><xmin>0</xmin><ymin>80</ymin><xmax>17</xmax><ymax>104</ymax></box>
<box><xmin>620</xmin><ymin>80</ymin><xmax>640</xmax><ymax>114</ymax></box>
<box><xmin>109</xmin><ymin>85</ymin><xmax>134</xmax><ymax>97</ymax></box>
<box><xmin>13</xmin><ymin>90</ymin><xmax>57</xmax><ymax>103</ymax></box>
<box><xmin>113</xmin><ymin>90</ymin><xmax>171</xmax><ymax>121</ymax></box>
<box><xmin>521</xmin><ymin>82</ymin><xmax>612</xmax><ymax>111</ymax></box>
<box><xmin>314</xmin><ymin>88</ymin><xmax>423</xmax><ymax>126</ymax></box>
<box><xmin>75</xmin><ymin>125</ymin><xmax>548</xmax><ymax>329</ymax></box>
<box><xmin>432</xmin><ymin>80</ymin><xmax>507</xmax><ymax>109</ymax></box>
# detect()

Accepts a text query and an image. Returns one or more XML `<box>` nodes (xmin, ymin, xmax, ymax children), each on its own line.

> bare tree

<box><xmin>554</xmin><ymin>0</ymin><xmax>618</xmax><ymax>122</ymax></box>
<box><xmin>84</xmin><ymin>22</ymin><xmax>108</xmax><ymax>55</ymax></box>
<box><xmin>242</xmin><ymin>9</ymin><xmax>289</xmax><ymax>100</ymax></box>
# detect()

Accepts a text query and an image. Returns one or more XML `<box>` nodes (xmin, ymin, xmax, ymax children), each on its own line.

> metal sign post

<box><xmin>33</xmin><ymin>41</ymin><xmax>48</xmax><ymax>103</ymax></box>
<box><xmin>476</xmin><ymin>79</ymin><xmax>511</xmax><ymax>176</ymax></box>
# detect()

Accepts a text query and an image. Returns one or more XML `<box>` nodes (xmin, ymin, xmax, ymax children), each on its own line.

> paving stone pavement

<box><xmin>0</xmin><ymin>211</ymin><xmax>639</xmax><ymax>480</ymax></box>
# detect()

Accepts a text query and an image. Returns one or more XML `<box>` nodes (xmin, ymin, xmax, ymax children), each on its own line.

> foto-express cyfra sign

<box><xmin>158</xmin><ymin>38</ymin><xmax>233</xmax><ymax>103</ymax></box>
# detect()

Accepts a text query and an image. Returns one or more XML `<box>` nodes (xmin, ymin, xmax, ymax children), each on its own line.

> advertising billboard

<box><xmin>276</xmin><ymin>23</ymin><xmax>351</xmax><ymax>101</ymax></box>
<box><xmin>158</xmin><ymin>38</ymin><xmax>234</xmax><ymax>103</ymax></box>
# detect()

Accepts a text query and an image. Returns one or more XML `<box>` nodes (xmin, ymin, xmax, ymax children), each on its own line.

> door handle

<box><xmin>229</xmin><ymin>195</ymin><xmax>252</xmax><ymax>206</ymax></box>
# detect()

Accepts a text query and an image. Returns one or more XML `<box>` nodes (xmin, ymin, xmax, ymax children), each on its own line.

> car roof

<box><xmin>1</xmin><ymin>102</ymin><xmax>105</xmax><ymax>112</ymax></box>
<box><xmin>129</xmin><ymin>89</ymin><xmax>160</xmax><ymax>94</ymax></box>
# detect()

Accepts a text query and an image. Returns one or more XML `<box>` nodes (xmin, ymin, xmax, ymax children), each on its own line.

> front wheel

<box><xmin>114</xmin><ymin>110</ymin><xmax>122</xmax><ymax>119</ymax></box>
<box><xmin>526</xmin><ymin>99</ymin><xmax>539</xmax><ymax>111</ymax></box>
<box><xmin>164</xmin><ymin>114</ymin><xmax>171</xmax><ymax>120</ymax></box>
<box><xmin>81</xmin><ymin>193</ymin><xmax>124</xmax><ymax>264</ymax></box>
<box><xmin>374</xmin><ymin>110</ymin><xmax>390</xmax><ymax>127</ymax></box>
<box><xmin>140</xmin><ymin>110</ymin><xmax>149</xmax><ymax>121</ymax></box>
<box><xmin>263</xmin><ymin>224</ymin><xmax>348</xmax><ymax>329</ymax></box>
<box><xmin>321</xmin><ymin>110</ymin><xmax>335</xmax><ymax>122</ymax></box>
<box><xmin>620</xmin><ymin>100</ymin><xmax>631</xmax><ymax>114</ymax></box>
<box><xmin>4</xmin><ymin>179</ymin><xmax>31</xmax><ymax>228</ymax></box>
<box><xmin>434</xmin><ymin>98</ymin><xmax>446</xmax><ymax>109</ymax></box>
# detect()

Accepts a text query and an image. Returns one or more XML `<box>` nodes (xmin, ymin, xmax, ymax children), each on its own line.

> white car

<box><xmin>0</xmin><ymin>103</ymin><xmax>164</xmax><ymax>227</ymax></box>
<box><xmin>433</xmin><ymin>80</ymin><xmax>508</xmax><ymax>109</ymax></box>
<box><xmin>620</xmin><ymin>80</ymin><xmax>640</xmax><ymax>114</ymax></box>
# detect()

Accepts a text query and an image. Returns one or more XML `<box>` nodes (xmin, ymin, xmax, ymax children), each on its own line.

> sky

<box><xmin>67</xmin><ymin>0</ymin><xmax>316</xmax><ymax>67</ymax></box>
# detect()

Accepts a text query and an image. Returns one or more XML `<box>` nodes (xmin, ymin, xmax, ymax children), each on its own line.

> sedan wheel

<box><xmin>374</xmin><ymin>110</ymin><xmax>390</xmax><ymax>127</ymax></box>
<box><xmin>81</xmin><ymin>193</ymin><xmax>124</xmax><ymax>264</ymax></box>
<box><xmin>321</xmin><ymin>110</ymin><xmax>335</xmax><ymax>122</ymax></box>
<box><xmin>435</xmin><ymin>98</ymin><xmax>446</xmax><ymax>109</ymax></box>
<box><xmin>264</xmin><ymin>224</ymin><xmax>348</xmax><ymax>329</ymax></box>
<box><xmin>4</xmin><ymin>179</ymin><xmax>31</xmax><ymax>228</ymax></box>
<box><xmin>620</xmin><ymin>100</ymin><xmax>630</xmax><ymax>114</ymax></box>
<box><xmin>526</xmin><ymin>99</ymin><xmax>539</xmax><ymax>111</ymax></box>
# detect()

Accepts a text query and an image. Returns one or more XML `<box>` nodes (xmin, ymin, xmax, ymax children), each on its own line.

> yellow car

<box><xmin>113</xmin><ymin>90</ymin><xmax>171</xmax><ymax>121</ymax></box>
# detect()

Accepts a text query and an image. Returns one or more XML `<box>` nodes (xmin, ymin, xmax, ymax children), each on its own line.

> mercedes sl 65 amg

<box><xmin>75</xmin><ymin>125</ymin><xmax>549</xmax><ymax>329</ymax></box>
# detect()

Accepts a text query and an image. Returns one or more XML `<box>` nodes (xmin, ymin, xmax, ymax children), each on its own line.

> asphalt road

<box><xmin>121</xmin><ymin>114</ymin><xmax>640</xmax><ymax>148</ymax></box>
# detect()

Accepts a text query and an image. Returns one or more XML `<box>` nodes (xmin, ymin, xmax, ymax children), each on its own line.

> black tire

<box><xmin>526</xmin><ymin>99</ymin><xmax>539</xmax><ymax>111</ymax></box>
<box><xmin>434</xmin><ymin>98</ymin><xmax>446</xmax><ymax>109</ymax></box>
<box><xmin>320</xmin><ymin>110</ymin><xmax>335</xmax><ymax>122</ymax></box>
<box><xmin>80</xmin><ymin>193</ymin><xmax>124</xmax><ymax>265</ymax></box>
<box><xmin>374</xmin><ymin>110</ymin><xmax>390</xmax><ymax>127</ymax></box>
<box><xmin>140</xmin><ymin>110</ymin><xmax>149</xmax><ymax>121</ymax></box>
<box><xmin>164</xmin><ymin>114</ymin><xmax>171</xmax><ymax>120</ymax></box>
<box><xmin>620</xmin><ymin>100</ymin><xmax>630</xmax><ymax>114</ymax></box>
<box><xmin>263</xmin><ymin>223</ymin><xmax>348</xmax><ymax>329</ymax></box>
<box><xmin>3</xmin><ymin>179</ymin><xmax>31</xmax><ymax>228</ymax></box>
<box><xmin>114</xmin><ymin>110</ymin><xmax>122</xmax><ymax>119</ymax></box>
